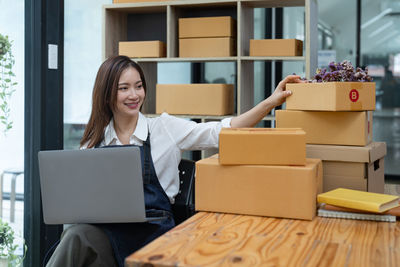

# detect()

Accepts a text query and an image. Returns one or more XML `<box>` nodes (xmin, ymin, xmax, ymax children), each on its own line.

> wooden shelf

<box><xmin>241</xmin><ymin>56</ymin><xmax>305</xmax><ymax>61</ymax></box>
<box><xmin>133</xmin><ymin>57</ymin><xmax>238</xmax><ymax>62</ymax></box>
<box><xmin>103</xmin><ymin>0</ymin><xmax>317</xmax><ymax>119</ymax></box>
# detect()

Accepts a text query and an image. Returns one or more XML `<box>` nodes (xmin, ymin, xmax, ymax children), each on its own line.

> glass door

<box><xmin>361</xmin><ymin>0</ymin><xmax>400</xmax><ymax>178</ymax></box>
<box><xmin>0</xmin><ymin>0</ymin><xmax>25</xmax><ymax>262</ymax></box>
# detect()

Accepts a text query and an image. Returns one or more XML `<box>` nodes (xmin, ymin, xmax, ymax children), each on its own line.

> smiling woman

<box><xmin>46</xmin><ymin>55</ymin><xmax>301</xmax><ymax>267</ymax></box>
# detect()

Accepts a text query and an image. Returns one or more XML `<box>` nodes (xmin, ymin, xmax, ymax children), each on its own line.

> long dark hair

<box><xmin>80</xmin><ymin>56</ymin><xmax>147</xmax><ymax>148</ymax></box>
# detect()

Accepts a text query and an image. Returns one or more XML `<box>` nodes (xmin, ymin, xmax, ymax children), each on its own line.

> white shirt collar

<box><xmin>103</xmin><ymin>112</ymin><xmax>148</xmax><ymax>145</ymax></box>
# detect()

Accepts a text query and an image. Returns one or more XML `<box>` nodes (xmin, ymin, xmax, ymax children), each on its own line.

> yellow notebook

<box><xmin>317</xmin><ymin>188</ymin><xmax>399</xmax><ymax>213</ymax></box>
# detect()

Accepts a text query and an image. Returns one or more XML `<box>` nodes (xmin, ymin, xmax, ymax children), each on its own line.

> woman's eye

<box><xmin>119</xmin><ymin>87</ymin><xmax>127</xmax><ymax>91</ymax></box>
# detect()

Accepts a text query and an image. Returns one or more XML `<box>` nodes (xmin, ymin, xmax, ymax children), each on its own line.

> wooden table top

<box><xmin>126</xmin><ymin>183</ymin><xmax>400</xmax><ymax>266</ymax></box>
<box><xmin>126</xmin><ymin>211</ymin><xmax>400</xmax><ymax>267</ymax></box>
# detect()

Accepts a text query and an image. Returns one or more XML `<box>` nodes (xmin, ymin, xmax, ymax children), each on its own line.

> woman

<box><xmin>46</xmin><ymin>55</ymin><xmax>302</xmax><ymax>267</ymax></box>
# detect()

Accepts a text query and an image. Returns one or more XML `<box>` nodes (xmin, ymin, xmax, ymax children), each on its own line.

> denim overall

<box><xmin>96</xmin><ymin>134</ymin><xmax>175</xmax><ymax>267</ymax></box>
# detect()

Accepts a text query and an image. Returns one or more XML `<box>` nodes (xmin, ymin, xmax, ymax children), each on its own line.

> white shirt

<box><xmin>98</xmin><ymin>112</ymin><xmax>232</xmax><ymax>203</ymax></box>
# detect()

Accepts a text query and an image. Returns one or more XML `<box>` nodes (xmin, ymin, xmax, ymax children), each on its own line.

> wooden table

<box><xmin>126</xmin><ymin>183</ymin><xmax>400</xmax><ymax>266</ymax></box>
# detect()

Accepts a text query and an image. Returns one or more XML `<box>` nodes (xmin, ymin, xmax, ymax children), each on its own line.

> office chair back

<box><xmin>172</xmin><ymin>159</ymin><xmax>196</xmax><ymax>225</ymax></box>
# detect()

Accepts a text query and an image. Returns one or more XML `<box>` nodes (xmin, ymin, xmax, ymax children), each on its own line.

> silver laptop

<box><xmin>38</xmin><ymin>146</ymin><xmax>158</xmax><ymax>224</ymax></box>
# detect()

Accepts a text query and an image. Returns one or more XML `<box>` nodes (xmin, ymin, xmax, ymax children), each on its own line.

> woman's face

<box><xmin>114</xmin><ymin>66</ymin><xmax>145</xmax><ymax>118</ymax></box>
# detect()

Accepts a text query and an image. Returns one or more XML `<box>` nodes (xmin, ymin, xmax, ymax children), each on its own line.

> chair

<box><xmin>0</xmin><ymin>168</ymin><xmax>24</xmax><ymax>222</ymax></box>
<box><xmin>172</xmin><ymin>159</ymin><xmax>196</xmax><ymax>225</ymax></box>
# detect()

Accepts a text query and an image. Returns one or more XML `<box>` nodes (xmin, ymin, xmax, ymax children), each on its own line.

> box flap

<box><xmin>368</xmin><ymin>142</ymin><xmax>387</xmax><ymax>162</ymax></box>
<box><xmin>306</xmin><ymin>142</ymin><xmax>386</xmax><ymax>163</ymax></box>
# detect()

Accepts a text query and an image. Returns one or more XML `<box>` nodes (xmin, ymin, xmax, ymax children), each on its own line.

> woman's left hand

<box><xmin>268</xmin><ymin>75</ymin><xmax>305</xmax><ymax>107</ymax></box>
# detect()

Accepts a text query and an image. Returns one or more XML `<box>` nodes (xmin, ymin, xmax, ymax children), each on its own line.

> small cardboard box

<box><xmin>219</xmin><ymin>128</ymin><xmax>306</xmax><ymax>166</ymax></box>
<box><xmin>306</xmin><ymin>142</ymin><xmax>386</xmax><ymax>193</ymax></box>
<box><xmin>179</xmin><ymin>16</ymin><xmax>235</xmax><ymax>38</ymax></box>
<box><xmin>195</xmin><ymin>155</ymin><xmax>322</xmax><ymax>220</ymax></box>
<box><xmin>119</xmin><ymin>41</ymin><xmax>166</xmax><ymax>58</ymax></box>
<box><xmin>156</xmin><ymin>84</ymin><xmax>234</xmax><ymax>115</ymax></box>
<box><xmin>276</xmin><ymin>110</ymin><xmax>373</xmax><ymax>146</ymax></box>
<box><xmin>286</xmin><ymin>82</ymin><xmax>376</xmax><ymax>111</ymax></box>
<box><xmin>249</xmin><ymin>39</ymin><xmax>303</xmax><ymax>57</ymax></box>
<box><xmin>179</xmin><ymin>37</ymin><xmax>235</xmax><ymax>58</ymax></box>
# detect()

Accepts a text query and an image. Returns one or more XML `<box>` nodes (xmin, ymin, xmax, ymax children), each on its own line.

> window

<box><xmin>0</xmin><ymin>0</ymin><xmax>25</xmax><ymax>259</ymax></box>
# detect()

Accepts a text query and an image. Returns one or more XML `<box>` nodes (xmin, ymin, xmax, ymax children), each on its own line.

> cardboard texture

<box><xmin>306</xmin><ymin>142</ymin><xmax>386</xmax><ymax>193</ymax></box>
<box><xmin>156</xmin><ymin>84</ymin><xmax>234</xmax><ymax>115</ymax></box>
<box><xmin>286</xmin><ymin>82</ymin><xmax>376</xmax><ymax>111</ymax></box>
<box><xmin>179</xmin><ymin>16</ymin><xmax>235</xmax><ymax>38</ymax></box>
<box><xmin>179</xmin><ymin>37</ymin><xmax>235</xmax><ymax>57</ymax></box>
<box><xmin>195</xmin><ymin>156</ymin><xmax>323</xmax><ymax>220</ymax></box>
<box><xmin>249</xmin><ymin>39</ymin><xmax>303</xmax><ymax>57</ymax></box>
<box><xmin>119</xmin><ymin>41</ymin><xmax>166</xmax><ymax>58</ymax></box>
<box><xmin>276</xmin><ymin>110</ymin><xmax>373</xmax><ymax>146</ymax></box>
<box><xmin>219</xmin><ymin>128</ymin><xmax>306</xmax><ymax>166</ymax></box>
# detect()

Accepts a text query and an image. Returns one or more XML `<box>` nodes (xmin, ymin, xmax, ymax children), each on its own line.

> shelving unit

<box><xmin>102</xmin><ymin>0</ymin><xmax>317</xmax><ymax>118</ymax></box>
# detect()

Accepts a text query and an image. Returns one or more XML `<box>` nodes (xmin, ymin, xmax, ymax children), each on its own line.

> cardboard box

<box><xmin>179</xmin><ymin>37</ymin><xmax>235</xmax><ymax>58</ymax></box>
<box><xmin>219</xmin><ymin>128</ymin><xmax>306</xmax><ymax>166</ymax></box>
<box><xmin>119</xmin><ymin>41</ymin><xmax>166</xmax><ymax>58</ymax></box>
<box><xmin>195</xmin><ymin>155</ymin><xmax>322</xmax><ymax>220</ymax></box>
<box><xmin>286</xmin><ymin>82</ymin><xmax>376</xmax><ymax>111</ymax></box>
<box><xmin>179</xmin><ymin>16</ymin><xmax>235</xmax><ymax>38</ymax></box>
<box><xmin>156</xmin><ymin>84</ymin><xmax>234</xmax><ymax>115</ymax></box>
<box><xmin>249</xmin><ymin>39</ymin><xmax>303</xmax><ymax>57</ymax></box>
<box><xmin>306</xmin><ymin>142</ymin><xmax>386</xmax><ymax>193</ymax></box>
<box><xmin>276</xmin><ymin>110</ymin><xmax>373</xmax><ymax>146</ymax></box>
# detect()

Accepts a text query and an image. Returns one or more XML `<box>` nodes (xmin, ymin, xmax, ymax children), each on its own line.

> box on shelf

<box><xmin>179</xmin><ymin>16</ymin><xmax>235</xmax><ymax>38</ymax></box>
<box><xmin>286</xmin><ymin>82</ymin><xmax>376</xmax><ymax>111</ymax></box>
<box><xmin>249</xmin><ymin>39</ymin><xmax>303</xmax><ymax>57</ymax></box>
<box><xmin>306</xmin><ymin>142</ymin><xmax>386</xmax><ymax>193</ymax></box>
<box><xmin>179</xmin><ymin>37</ymin><xmax>234</xmax><ymax>58</ymax></box>
<box><xmin>275</xmin><ymin>110</ymin><xmax>373</xmax><ymax>146</ymax></box>
<box><xmin>156</xmin><ymin>84</ymin><xmax>234</xmax><ymax>115</ymax></box>
<box><xmin>195</xmin><ymin>155</ymin><xmax>322</xmax><ymax>220</ymax></box>
<box><xmin>119</xmin><ymin>41</ymin><xmax>166</xmax><ymax>58</ymax></box>
<box><xmin>219</xmin><ymin>128</ymin><xmax>306</xmax><ymax>166</ymax></box>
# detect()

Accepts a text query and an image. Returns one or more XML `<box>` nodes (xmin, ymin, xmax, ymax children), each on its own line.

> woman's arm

<box><xmin>230</xmin><ymin>75</ymin><xmax>303</xmax><ymax>128</ymax></box>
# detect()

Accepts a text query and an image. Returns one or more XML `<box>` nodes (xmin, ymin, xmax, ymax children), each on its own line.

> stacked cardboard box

<box><xmin>276</xmin><ymin>82</ymin><xmax>386</xmax><ymax>193</ymax></box>
<box><xmin>195</xmin><ymin>128</ymin><xmax>323</xmax><ymax>220</ymax></box>
<box><xmin>178</xmin><ymin>16</ymin><xmax>236</xmax><ymax>57</ymax></box>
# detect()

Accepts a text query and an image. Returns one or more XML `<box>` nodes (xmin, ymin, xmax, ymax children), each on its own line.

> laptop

<box><xmin>38</xmin><ymin>146</ymin><xmax>161</xmax><ymax>224</ymax></box>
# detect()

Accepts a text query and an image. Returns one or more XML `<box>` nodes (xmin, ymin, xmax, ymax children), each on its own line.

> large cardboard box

<box><xmin>249</xmin><ymin>39</ymin><xmax>303</xmax><ymax>57</ymax></box>
<box><xmin>276</xmin><ymin>110</ymin><xmax>373</xmax><ymax>146</ymax></box>
<box><xmin>156</xmin><ymin>84</ymin><xmax>234</xmax><ymax>115</ymax></box>
<box><xmin>306</xmin><ymin>142</ymin><xmax>386</xmax><ymax>193</ymax></box>
<box><xmin>219</xmin><ymin>128</ymin><xmax>306</xmax><ymax>165</ymax></box>
<box><xmin>179</xmin><ymin>16</ymin><xmax>235</xmax><ymax>38</ymax></box>
<box><xmin>179</xmin><ymin>37</ymin><xmax>234</xmax><ymax>58</ymax></box>
<box><xmin>119</xmin><ymin>41</ymin><xmax>166</xmax><ymax>58</ymax></box>
<box><xmin>195</xmin><ymin>155</ymin><xmax>322</xmax><ymax>220</ymax></box>
<box><xmin>286</xmin><ymin>82</ymin><xmax>376</xmax><ymax>111</ymax></box>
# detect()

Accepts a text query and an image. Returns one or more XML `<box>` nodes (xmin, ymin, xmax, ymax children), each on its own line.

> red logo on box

<box><xmin>349</xmin><ymin>89</ymin><xmax>359</xmax><ymax>102</ymax></box>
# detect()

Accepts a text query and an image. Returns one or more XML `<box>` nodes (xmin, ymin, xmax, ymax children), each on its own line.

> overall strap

<box><xmin>142</xmin><ymin>134</ymin><xmax>153</xmax><ymax>183</ymax></box>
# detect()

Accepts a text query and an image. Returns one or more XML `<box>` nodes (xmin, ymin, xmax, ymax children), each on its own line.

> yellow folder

<box><xmin>317</xmin><ymin>188</ymin><xmax>399</xmax><ymax>213</ymax></box>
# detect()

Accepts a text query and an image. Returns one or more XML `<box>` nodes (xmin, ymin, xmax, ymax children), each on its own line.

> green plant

<box><xmin>0</xmin><ymin>33</ymin><xmax>17</xmax><ymax>133</ymax></box>
<box><xmin>0</xmin><ymin>219</ymin><xmax>25</xmax><ymax>267</ymax></box>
